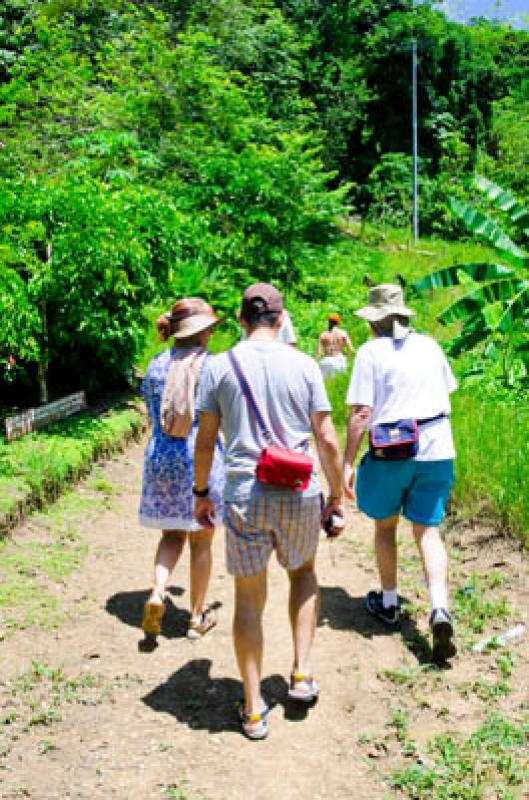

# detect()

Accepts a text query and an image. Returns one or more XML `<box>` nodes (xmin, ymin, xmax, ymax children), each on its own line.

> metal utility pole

<box><xmin>412</xmin><ymin>38</ymin><xmax>419</xmax><ymax>244</ymax></box>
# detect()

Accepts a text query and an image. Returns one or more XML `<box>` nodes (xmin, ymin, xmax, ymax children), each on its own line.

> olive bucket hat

<box><xmin>355</xmin><ymin>284</ymin><xmax>415</xmax><ymax>339</ymax></box>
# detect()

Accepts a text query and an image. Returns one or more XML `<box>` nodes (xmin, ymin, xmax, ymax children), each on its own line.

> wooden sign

<box><xmin>4</xmin><ymin>391</ymin><xmax>86</xmax><ymax>441</ymax></box>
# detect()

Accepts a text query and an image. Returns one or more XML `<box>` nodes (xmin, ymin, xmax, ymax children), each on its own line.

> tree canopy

<box><xmin>1</xmin><ymin>0</ymin><xmax>527</xmax><ymax>399</ymax></box>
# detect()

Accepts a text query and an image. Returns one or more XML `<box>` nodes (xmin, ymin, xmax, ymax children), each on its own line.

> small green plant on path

<box><xmin>453</xmin><ymin>573</ymin><xmax>510</xmax><ymax>643</ymax></box>
<box><xmin>0</xmin><ymin>659</ymin><xmax>143</xmax><ymax>768</ymax></box>
<box><xmin>162</xmin><ymin>786</ymin><xmax>188</xmax><ymax>800</ymax></box>
<box><xmin>391</xmin><ymin>714</ymin><xmax>529</xmax><ymax>799</ymax></box>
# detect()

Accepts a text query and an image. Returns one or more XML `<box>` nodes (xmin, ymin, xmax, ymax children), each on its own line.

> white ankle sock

<box><xmin>428</xmin><ymin>583</ymin><xmax>448</xmax><ymax>611</ymax></box>
<box><xmin>382</xmin><ymin>588</ymin><xmax>398</xmax><ymax>608</ymax></box>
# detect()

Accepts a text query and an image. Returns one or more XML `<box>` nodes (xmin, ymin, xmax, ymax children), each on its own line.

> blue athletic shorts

<box><xmin>356</xmin><ymin>454</ymin><xmax>455</xmax><ymax>526</ymax></box>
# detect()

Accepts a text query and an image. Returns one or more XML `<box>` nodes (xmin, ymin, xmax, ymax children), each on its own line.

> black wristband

<box><xmin>192</xmin><ymin>485</ymin><xmax>209</xmax><ymax>498</ymax></box>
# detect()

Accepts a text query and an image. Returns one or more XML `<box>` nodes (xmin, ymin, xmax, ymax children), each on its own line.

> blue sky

<box><xmin>432</xmin><ymin>0</ymin><xmax>529</xmax><ymax>27</ymax></box>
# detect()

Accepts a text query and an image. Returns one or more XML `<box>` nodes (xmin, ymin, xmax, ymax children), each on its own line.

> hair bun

<box><xmin>156</xmin><ymin>313</ymin><xmax>172</xmax><ymax>342</ymax></box>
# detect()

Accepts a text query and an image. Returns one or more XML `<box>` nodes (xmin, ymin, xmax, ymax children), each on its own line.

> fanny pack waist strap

<box><xmin>417</xmin><ymin>413</ymin><xmax>446</xmax><ymax>426</ymax></box>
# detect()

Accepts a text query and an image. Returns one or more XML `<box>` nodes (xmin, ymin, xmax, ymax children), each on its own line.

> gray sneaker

<box><xmin>430</xmin><ymin>608</ymin><xmax>457</xmax><ymax>662</ymax></box>
<box><xmin>365</xmin><ymin>591</ymin><xmax>400</xmax><ymax>626</ymax></box>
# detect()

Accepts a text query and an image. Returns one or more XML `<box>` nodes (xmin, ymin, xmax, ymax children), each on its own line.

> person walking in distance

<box><xmin>194</xmin><ymin>283</ymin><xmax>344</xmax><ymax>739</ymax></box>
<box><xmin>316</xmin><ymin>313</ymin><xmax>353</xmax><ymax>379</ymax></box>
<box><xmin>139</xmin><ymin>298</ymin><xmax>225</xmax><ymax>642</ymax></box>
<box><xmin>343</xmin><ymin>284</ymin><xmax>457</xmax><ymax>663</ymax></box>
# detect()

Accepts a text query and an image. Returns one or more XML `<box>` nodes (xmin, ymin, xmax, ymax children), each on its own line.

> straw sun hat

<box><xmin>168</xmin><ymin>298</ymin><xmax>222</xmax><ymax>339</ymax></box>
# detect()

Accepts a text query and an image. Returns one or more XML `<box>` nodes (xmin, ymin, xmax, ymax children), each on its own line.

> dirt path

<box><xmin>1</xmin><ymin>438</ymin><xmax>528</xmax><ymax>800</ymax></box>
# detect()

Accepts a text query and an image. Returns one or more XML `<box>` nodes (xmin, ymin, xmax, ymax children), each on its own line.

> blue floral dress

<box><xmin>139</xmin><ymin>348</ymin><xmax>225</xmax><ymax>531</ymax></box>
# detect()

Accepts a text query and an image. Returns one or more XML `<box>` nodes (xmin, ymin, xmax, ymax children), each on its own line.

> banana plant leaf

<box><xmin>447</xmin><ymin>324</ymin><xmax>491</xmax><ymax>358</ymax></box>
<box><xmin>439</xmin><ymin>279</ymin><xmax>528</xmax><ymax>327</ymax></box>
<box><xmin>474</xmin><ymin>176</ymin><xmax>529</xmax><ymax>236</ymax></box>
<box><xmin>449</xmin><ymin>198</ymin><xmax>527</xmax><ymax>262</ymax></box>
<box><xmin>497</xmin><ymin>282</ymin><xmax>529</xmax><ymax>333</ymax></box>
<box><xmin>412</xmin><ymin>262</ymin><xmax>514</xmax><ymax>292</ymax></box>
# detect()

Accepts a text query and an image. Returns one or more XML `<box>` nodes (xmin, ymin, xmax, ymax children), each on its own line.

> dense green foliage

<box><xmin>1</xmin><ymin>0</ymin><xmax>528</xmax><ymax>538</ymax></box>
<box><xmin>0</xmin><ymin>1</ymin><xmax>347</xmax><ymax>398</ymax></box>
<box><xmin>1</xmin><ymin>0</ymin><xmax>528</xmax><ymax>399</ymax></box>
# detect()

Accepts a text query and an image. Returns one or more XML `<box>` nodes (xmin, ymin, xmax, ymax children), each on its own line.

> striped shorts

<box><xmin>224</xmin><ymin>494</ymin><xmax>322</xmax><ymax>577</ymax></box>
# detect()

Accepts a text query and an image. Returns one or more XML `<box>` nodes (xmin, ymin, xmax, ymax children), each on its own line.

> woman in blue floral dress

<box><xmin>139</xmin><ymin>298</ymin><xmax>225</xmax><ymax>640</ymax></box>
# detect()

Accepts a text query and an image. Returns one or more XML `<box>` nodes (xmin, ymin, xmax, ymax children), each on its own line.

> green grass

<box><xmin>0</xmin><ymin>403</ymin><xmax>143</xmax><ymax>534</ymax></box>
<box><xmin>0</xmin><ymin>490</ymin><xmax>109</xmax><ymax>635</ymax></box>
<box><xmin>391</xmin><ymin>715</ymin><xmax>529</xmax><ymax>799</ymax></box>
<box><xmin>451</xmin><ymin>393</ymin><xmax>529</xmax><ymax>542</ymax></box>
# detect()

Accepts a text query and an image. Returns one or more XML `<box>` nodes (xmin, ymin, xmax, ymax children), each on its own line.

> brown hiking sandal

<box><xmin>141</xmin><ymin>593</ymin><xmax>165</xmax><ymax>637</ymax></box>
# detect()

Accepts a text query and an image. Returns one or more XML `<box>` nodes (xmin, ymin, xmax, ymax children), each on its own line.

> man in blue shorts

<box><xmin>193</xmin><ymin>283</ymin><xmax>344</xmax><ymax>739</ymax></box>
<box><xmin>343</xmin><ymin>284</ymin><xmax>457</xmax><ymax>663</ymax></box>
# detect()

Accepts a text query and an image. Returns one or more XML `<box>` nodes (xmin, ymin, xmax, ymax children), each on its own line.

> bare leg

<box><xmin>413</xmin><ymin>523</ymin><xmax>455</xmax><ymax>660</ymax></box>
<box><xmin>233</xmin><ymin>570</ymin><xmax>268</xmax><ymax>718</ymax></box>
<box><xmin>153</xmin><ymin>530</ymin><xmax>187</xmax><ymax>597</ymax></box>
<box><xmin>142</xmin><ymin>530</ymin><xmax>187</xmax><ymax>637</ymax></box>
<box><xmin>288</xmin><ymin>558</ymin><xmax>319</xmax><ymax>677</ymax></box>
<box><xmin>188</xmin><ymin>527</ymin><xmax>215</xmax><ymax>622</ymax></box>
<box><xmin>374</xmin><ymin>515</ymin><xmax>399</xmax><ymax>590</ymax></box>
<box><xmin>412</xmin><ymin>523</ymin><xmax>448</xmax><ymax>610</ymax></box>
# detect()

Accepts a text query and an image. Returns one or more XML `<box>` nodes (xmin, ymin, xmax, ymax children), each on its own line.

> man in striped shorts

<box><xmin>193</xmin><ymin>283</ymin><xmax>344</xmax><ymax>739</ymax></box>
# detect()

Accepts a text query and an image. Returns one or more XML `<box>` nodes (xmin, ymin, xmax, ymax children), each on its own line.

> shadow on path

<box><xmin>319</xmin><ymin>585</ymin><xmax>436</xmax><ymax>665</ymax></box>
<box><xmin>142</xmin><ymin>658</ymin><xmax>314</xmax><ymax>734</ymax></box>
<box><xmin>105</xmin><ymin>585</ymin><xmax>188</xmax><ymax>640</ymax></box>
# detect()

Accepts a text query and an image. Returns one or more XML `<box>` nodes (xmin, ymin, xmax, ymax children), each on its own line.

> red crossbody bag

<box><xmin>228</xmin><ymin>350</ymin><xmax>313</xmax><ymax>491</ymax></box>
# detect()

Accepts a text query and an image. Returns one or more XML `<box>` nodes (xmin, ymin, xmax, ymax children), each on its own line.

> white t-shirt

<box><xmin>240</xmin><ymin>309</ymin><xmax>297</xmax><ymax>345</ymax></box>
<box><xmin>346</xmin><ymin>332</ymin><xmax>457</xmax><ymax>461</ymax></box>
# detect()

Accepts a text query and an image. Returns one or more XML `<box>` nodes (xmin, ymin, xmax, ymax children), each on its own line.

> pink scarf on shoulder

<box><xmin>160</xmin><ymin>347</ymin><xmax>206</xmax><ymax>438</ymax></box>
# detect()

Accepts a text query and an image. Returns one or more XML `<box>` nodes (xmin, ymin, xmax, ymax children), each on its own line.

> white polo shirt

<box><xmin>346</xmin><ymin>332</ymin><xmax>457</xmax><ymax>461</ymax></box>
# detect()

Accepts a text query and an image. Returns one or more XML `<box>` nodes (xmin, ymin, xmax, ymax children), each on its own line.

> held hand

<box><xmin>343</xmin><ymin>463</ymin><xmax>356</xmax><ymax>501</ymax></box>
<box><xmin>194</xmin><ymin>497</ymin><xmax>215</xmax><ymax>529</ymax></box>
<box><xmin>321</xmin><ymin>497</ymin><xmax>345</xmax><ymax>539</ymax></box>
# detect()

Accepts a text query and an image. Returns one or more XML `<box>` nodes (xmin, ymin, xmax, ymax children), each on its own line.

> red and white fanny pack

<box><xmin>228</xmin><ymin>350</ymin><xmax>313</xmax><ymax>491</ymax></box>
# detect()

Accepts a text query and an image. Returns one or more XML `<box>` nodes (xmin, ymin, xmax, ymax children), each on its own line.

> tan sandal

<box><xmin>288</xmin><ymin>672</ymin><xmax>319</xmax><ymax>703</ymax></box>
<box><xmin>142</xmin><ymin>593</ymin><xmax>165</xmax><ymax>637</ymax></box>
<box><xmin>187</xmin><ymin>608</ymin><xmax>217</xmax><ymax>640</ymax></box>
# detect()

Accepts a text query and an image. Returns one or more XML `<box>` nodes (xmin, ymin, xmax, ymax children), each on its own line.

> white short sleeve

<box><xmin>346</xmin><ymin>346</ymin><xmax>374</xmax><ymax>407</ymax></box>
<box><xmin>442</xmin><ymin>352</ymin><xmax>458</xmax><ymax>394</ymax></box>
<box><xmin>308</xmin><ymin>359</ymin><xmax>332</xmax><ymax>413</ymax></box>
<box><xmin>277</xmin><ymin>310</ymin><xmax>297</xmax><ymax>345</ymax></box>
<box><xmin>196</xmin><ymin>358</ymin><xmax>220</xmax><ymax>416</ymax></box>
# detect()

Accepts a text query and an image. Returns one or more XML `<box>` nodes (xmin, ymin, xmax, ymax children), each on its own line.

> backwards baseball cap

<box><xmin>241</xmin><ymin>282</ymin><xmax>283</xmax><ymax>317</ymax></box>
